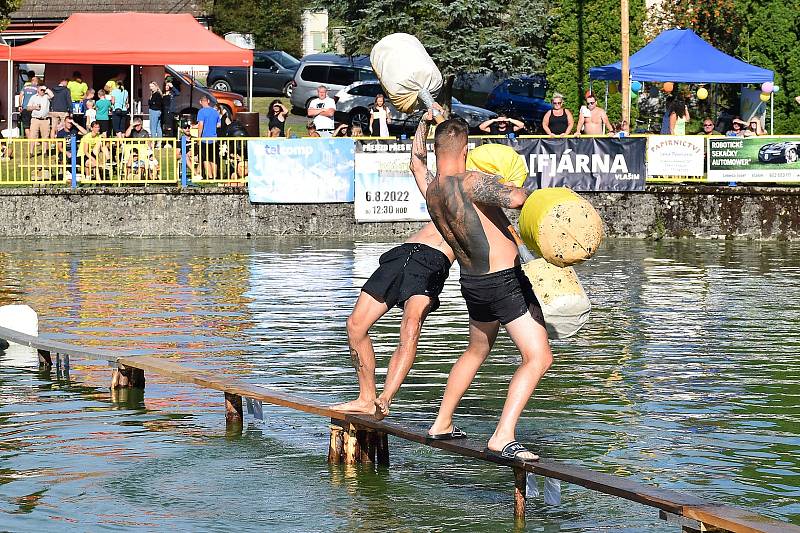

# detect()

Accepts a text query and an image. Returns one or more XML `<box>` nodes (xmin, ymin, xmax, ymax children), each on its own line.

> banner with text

<box><xmin>707</xmin><ymin>136</ymin><xmax>800</xmax><ymax>182</ymax></box>
<box><xmin>490</xmin><ymin>137</ymin><xmax>646</xmax><ymax>191</ymax></box>
<box><xmin>248</xmin><ymin>138</ymin><xmax>355</xmax><ymax>203</ymax></box>
<box><xmin>646</xmin><ymin>135</ymin><xmax>706</xmax><ymax>177</ymax></box>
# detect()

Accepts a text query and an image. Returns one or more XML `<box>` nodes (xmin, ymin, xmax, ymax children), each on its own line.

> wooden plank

<box><xmin>2</xmin><ymin>325</ymin><xmax>798</xmax><ymax>533</ymax></box>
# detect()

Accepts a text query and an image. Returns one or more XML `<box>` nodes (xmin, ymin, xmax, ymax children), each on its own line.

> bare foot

<box><xmin>330</xmin><ymin>398</ymin><xmax>380</xmax><ymax>417</ymax></box>
<box><xmin>487</xmin><ymin>436</ymin><xmax>539</xmax><ymax>461</ymax></box>
<box><xmin>374</xmin><ymin>396</ymin><xmax>391</xmax><ymax>418</ymax></box>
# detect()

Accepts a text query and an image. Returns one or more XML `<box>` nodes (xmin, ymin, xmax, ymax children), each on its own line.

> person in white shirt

<box><xmin>27</xmin><ymin>85</ymin><xmax>54</xmax><ymax>154</ymax></box>
<box><xmin>307</xmin><ymin>85</ymin><xmax>336</xmax><ymax>137</ymax></box>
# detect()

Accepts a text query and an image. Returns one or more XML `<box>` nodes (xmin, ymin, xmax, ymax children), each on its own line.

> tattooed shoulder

<box><xmin>468</xmin><ymin>172</ymin><xmax>515</xmax><ymax>207</ymax></box>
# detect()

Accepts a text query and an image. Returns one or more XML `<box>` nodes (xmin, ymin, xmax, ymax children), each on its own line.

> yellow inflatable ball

<box><xmin>519</xmin><ymin>187</ymin><xmax>604</xmax><ymax>267</ymax></box>
<box><xmin>466</xmin><ymin>143</ymin><xmax>528</xmax><ymax>188</ymax></box>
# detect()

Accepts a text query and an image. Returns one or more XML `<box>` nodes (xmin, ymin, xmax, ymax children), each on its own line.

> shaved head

<box><xmin>434</xmin><ymin>117</ymin><xmax>469</xmax><ymax>156</ymax></box>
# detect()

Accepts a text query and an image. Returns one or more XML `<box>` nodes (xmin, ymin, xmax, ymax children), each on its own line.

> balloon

<box><xmin>663</xmin><ymin>82</ymin><xmax>674</xmax><ymax>93</ymax></box>
<box><xmin>608</xmin><ymin>82</ymin><xmax>618</xmax><ymax>95</ymax></box>
<box><xmin>631</xmin><ymin>81</ymin><xmax>642</xmax><ymax>93</ymax></box>
<box><xmin>760</xmin><ymin>92</ymin><xmax>771</xmax><ymax>102</ymax></box>
<box><xmin>761</xmin><ymin>82</ymin><xmax>774</xmax><ymax>93</ymax></box>
<box><xmin>773</xmin><ymin>85</ymin><xmax>780</xmax><ymax>93</ymax></box>
<box><xmin>697</xmin><ymin>87</ymin><xmax>708</xmax><ymax>100</ymax></box>
<box><xmin>585</xmin><ymin>90</ymin><xmax>593</xmax><ymax>99</ymax></box>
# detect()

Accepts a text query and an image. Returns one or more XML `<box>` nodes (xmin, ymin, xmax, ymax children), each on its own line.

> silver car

<box><xmin>289</xmin><ymin>54</ymin><xmax>377</xmax><ymax>112</ymax></box>
<box><xmin>335</xmin><ymin>81</ymin><xmax>497</xmax><ymax>134</ymax></box>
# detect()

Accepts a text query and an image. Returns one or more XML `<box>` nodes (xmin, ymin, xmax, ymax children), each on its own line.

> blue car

<box><xmin>486</xmin><ymin>76</ymin><xmax>551</xmax><ymax>132</ymax></box>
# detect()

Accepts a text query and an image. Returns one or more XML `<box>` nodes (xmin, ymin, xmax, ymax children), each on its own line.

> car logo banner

<box><xmin>707</xmin><ymin>136</ymin><xmax>800</xmax><ymax>182</ymax></box>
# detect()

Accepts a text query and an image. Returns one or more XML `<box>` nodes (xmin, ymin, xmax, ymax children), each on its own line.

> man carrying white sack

<box><xmin>411</xmin><ymin>105</ymin><xmax>552</xmax><ymax>462</ymax></box>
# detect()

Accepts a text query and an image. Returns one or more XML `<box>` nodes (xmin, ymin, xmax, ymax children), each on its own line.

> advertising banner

<box><xmin>248</xmin><ymin>138</ymin><xmax>355</xmax><ymax>203</ymax></box>
<box><xmin>646</xmin><ymin>135</ymin><xmax>706</xmax><ymax>177</ymax></box>
<box><xmin>504</xmin><ymin>137</ymin><xmax>646</xmax><ymax>191</ymax></box>
<box><xmin>707</xmin><ymin>136</ymin><xmax>800</xmax><ymax>182</ymax></box>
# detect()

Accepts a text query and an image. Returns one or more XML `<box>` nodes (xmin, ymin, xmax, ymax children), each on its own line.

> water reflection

<box><xmin>0</xmin><ymin>237</ymin><xmax>797</xmax><ymax>531</ymax></box>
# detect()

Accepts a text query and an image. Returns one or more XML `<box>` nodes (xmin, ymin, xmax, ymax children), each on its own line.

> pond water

<box><xmin>0</xmin><ymin>237</ymin><xmax>798</xmax><ymax>532</ymax></box>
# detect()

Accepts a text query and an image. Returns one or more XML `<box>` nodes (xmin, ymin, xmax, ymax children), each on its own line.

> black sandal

<box><xmin>486</xmin><ymin>440</ymin><xmax>539</xmax><ymax>462</ymax></box>
<box><xmin>427</xmin><ymin>426</ymin><xmax>468</xmax><ymax>440</ymax></box>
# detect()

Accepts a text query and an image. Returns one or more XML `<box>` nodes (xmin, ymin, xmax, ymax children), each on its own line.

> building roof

<box><xmin>12</xmin><ymin>0</ymin><xmax>207</xmax><ymax>20</ymax></box>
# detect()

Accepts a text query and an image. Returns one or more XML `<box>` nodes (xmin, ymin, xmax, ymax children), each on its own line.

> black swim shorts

<box><xmin>362</xmin><ymin>243</ymin><xmax>451</xmax><ymax>312</ymax></box>
<box><xmin>460</xmin><ymin>266</ymin><xmax>546</xmax><ymax>326</ymax></box>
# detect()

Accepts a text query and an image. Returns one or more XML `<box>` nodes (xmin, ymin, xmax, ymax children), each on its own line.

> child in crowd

<box><xmin>84</xmin><ymin>99</ymin><xmax>97</xmax><ymax>127</ymax></box>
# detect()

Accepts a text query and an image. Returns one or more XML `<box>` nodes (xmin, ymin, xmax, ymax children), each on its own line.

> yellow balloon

<box><xmin>608</xmin><ymin>82</ymin><xmax>619</xmax><ymax>95</ymax></box>
<box><xmin>697</xmin><ymin>87</ymin><xmax>708</xmax><ymax>100</ymax></box>
<box><xmin>760</xmin><ymin>92</ymin><xmax>771</xmax><ymax>102</ymax></box>
<box><xmin>466</xmin><ymin>144</ymin><xmax>528</xmax><ymax>188</ymax></box>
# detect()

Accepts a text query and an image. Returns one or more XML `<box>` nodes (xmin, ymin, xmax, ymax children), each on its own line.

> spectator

<box><xmin>307</xmin><ymin>85</ymin><xmax>336</xmax><ymax>137</ymax></box>
<box><xmin>215</xmin><ymin>104</ymin><xmax>233</xmax><ymax>136</ymax></box>
<box><xmin>67</xmin><ymin>71</ymin><xmax>88</xmax><ymax>104</ymax></box>
<box><xmin>124</xmin><ymin>116</ymin><xmax>150</xmax><ymax>139</ymax></box>
<box><xmin>726</xmin><ymin>117</ymin><xmax>747</xmax><ymax>137</ymax></box>
<box><xmin>306</xmin><ymin>121</ymin><xmax>320</xmax><ymax>137</ymax></box>
<box><xmin>84</xmin><ymin>99</ymin><xmax>97</xmax><ymax>130</ymax></box>
<box><xmin>369</xmin><ymin>93</ymin><xmax>391</xmax><ymax>136</ymax></box>
<box><xmin>18</xmin><ymin>75</ymin><xmax>39</xmax><ymax>142</ymax></box>
<box><xmin>78</xmin><ymin>121</ymin><xmax>110</xmax><ymax>180</ymax></box>
<box><xmin>110</xmin><ymin>81</ymin><xmax>129</xmax><ymax>135</ymax></box>
<box><xmin>697</xmin><ymin>118</ymin><xmax>721</xmax><ymax>135</ymax></box>
<box><xmin>479</xmin><ymin>113</ymin><xmax>524</xmax><ymax>135</ymax></box>
<box><xmin>50</xmin><ymin>79</ymin><xmax>72</xmax><ymax>138</ymax></box>
<box><xmin>744</xmin><ymin>119</ymin><xmax>766</xmax><ymax>137</ymax></box>
<box><xmin>542</xmin><ymin>92</ymin><xmax>574</xmax><ymax>136</ymax></box>
<box><xmin>611</xmin><ymin>120</ymin><xmax>628</xmax><ymax>137</ymax></box>
<box><xmin>27</xmin><ymin>85</ymin><xmax>54</xmax><ymax>154</ymax></box>
<box><xmin>267</xmin><ymin>99</ymin><xmax>288</xmax><ymax>137</ymax></box>
<box><xmin>55</xmin><ymin>114</ymin><xmax>87</xmax><ymax>165</ymax></box>
<box><xmin>660</xmin><ymin>95</ymin><xmax>675</xmax><ymax>134</ymax></box>
<box><xmin>94</xmin><ymin>90</ymin><xmax>112</xmax><ymax>135</ymax></box>
<box><xmin>668</xmin><ymin>98</ymin><xmax>690</xmax><ymax>135</ymax></box>
<box><xmin>162</xmin><ymin>80</ymin><xmax>180</xmax><ymax>138</ymax></box>
<box><xmin>148</xmin><ymin>82</ymin><xmax>163</xmax><ymax>140</ymax></box>
<box><xmin>576</xmin><ymin>93</ymin><xmax>613</xmax><ymax>135</ymax></box>
<box><xmin>195</xmin><ymin>96</ymin><xmax>221</xmax><ymax>179</ymax></box>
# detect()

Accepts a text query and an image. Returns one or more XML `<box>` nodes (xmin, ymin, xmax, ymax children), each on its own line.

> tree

<box><xmin>645</xmin><ymin>0</ymin><xmax>740</xmax><ymax>54</ymax></box>
<box><xmin>327</xmin><ymin>0</ymin><xmax>550</xmax><ymax>109</ymax></box>
<box><xmin>211</xmin><ymin>0</ymin><xmax>303</xmax><ymax>57</ymax></box>
<box><xmin>0</xmin><ymin>0</ymin><xmax>21</xmax><ymax>31</ymax></box>
<box><xmin>546</xmin><ymin>0</ymin><xmax>647</xmax><ymax>125</ymax></box>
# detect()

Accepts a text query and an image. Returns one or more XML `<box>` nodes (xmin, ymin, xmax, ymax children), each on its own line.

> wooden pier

<box><xmin>0</xmin><ymin>324</ymin><xmax>797</xmax><ymax>533</ymax></box>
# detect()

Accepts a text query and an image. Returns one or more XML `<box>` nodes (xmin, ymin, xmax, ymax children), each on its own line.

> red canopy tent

<box><xmin>7</xmin><ymin>13</ymin><xmax>254</xmax><ymax>127</ymax></box>
<box><xmin>1</xmin><ymin>44</ymin><xmax>10</xmax><ymax>132</ymax></box>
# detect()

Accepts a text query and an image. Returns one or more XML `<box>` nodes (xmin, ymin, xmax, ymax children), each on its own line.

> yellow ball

<box><xmin>697</xmin><ymin>87</ymin><xmax>708</xmax><ymax>100</ymax></box>
<box><xmin>518</xmin><ymin>188</ymin><xmax>604</xmax><ymax>267</ymax></box>
<box><xmin>466</xmin><ymin>143</ymin><xmax>528</xmax><ymax>187</ymax></box>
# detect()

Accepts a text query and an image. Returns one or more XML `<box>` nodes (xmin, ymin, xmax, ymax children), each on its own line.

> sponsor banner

<box><xmin>248</xmin><ymin>138</ymin><xmax>355</xmax><ymax>203</ymax></box>
<box><xmin>502</xmin><ymin>137</ymin><xmax>646</xmax><ymax>191</ymax></box>
<box><xmin>646</xmin><ymin>135</ymin><xmax>705</xmax><ymax>177</ymax></box>
<box><xmin>707</xmin><ymin>136</ymin><xmax>800</xmax><ymax>182</ymax></box>
<box><xmin>354</xmin><ymin>138</ymin><xmax>480</xmax><ymax>222</ymax></box>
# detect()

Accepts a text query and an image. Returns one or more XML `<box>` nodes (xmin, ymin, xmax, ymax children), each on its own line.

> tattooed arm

<box><xmin>409</xmin><ymin>106</ymin><xmax>441</xmax><ymax>197</ymax></box>
<box><xmin>468</xmin><ymin>171</ymin><xmax>530</xmax><ymax>209</ymax></box>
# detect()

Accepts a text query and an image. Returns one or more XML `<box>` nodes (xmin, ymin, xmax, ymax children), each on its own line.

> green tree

<box><xmin>327</xmin><ymin>0</ymin><xmax>550</xmax><ymax>108</ymax></box>
<box><xmin>0</xmin><ymin>0</ymin><xmax>21</xmax><ymax>31</ymax></box>
<box><xmin>210</xmin><ymin>0</ymin><xmax>303</xmax><ymax>57</ymax></box>
<box><xmin>546</xmin><ymin>0</ymin><xmax>646</xmax><ymax>124</ymax></box>
<box><xmin>645</xmin><ymin>0</ymin><xmax>740</xmax><ymax>54</ymax></box>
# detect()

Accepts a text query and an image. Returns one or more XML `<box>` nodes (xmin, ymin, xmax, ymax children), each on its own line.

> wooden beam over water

<box><xmin>0</xmin><ymin>325</ymin><xmax>796</xmax><ymax>533</ymax></box>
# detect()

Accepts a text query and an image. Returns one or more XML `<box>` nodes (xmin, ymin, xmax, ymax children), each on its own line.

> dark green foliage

<box><xmin>210</xmin><ymin>0</ymin><xmax>303</xmax><ymax>57</ymax></box>
<box><xmin>1</xmin><ymin>0</ymin><xmax>22</xmax><ymax>31</ymax></box>
<box><xmin>546</xmin><ymin>0</ymin><xmax>647</xmax><ymax>123</ymax></box>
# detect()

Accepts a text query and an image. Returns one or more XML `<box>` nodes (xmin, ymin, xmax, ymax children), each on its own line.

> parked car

<box><xmin>335</xmin><ymin>81</ymin><xmax>497</xmax><ymax>134</ymax></box>
<box><xmin>208</xmin><ymin>50</ymin><xmax>300</xmax><ymax>97</ymax></box>
<box><xmin>164</xmin><ymin>66</ymin><xmax>219</xmax><ymax>120</ymax></box>
<box><xmin>168</xmin><ymin>67</ymin><xmax>245</xmax><ymax>118</ymax></box>
<box><xmin>486</xmin><ymin>75</ymin><xmax>551</xmax><ymax>131</ymax></box>
<box><xmin>758</xmin><ymin>141</ymin><xmax>800</xmax><ymax>164</ymax></box>
<box><xmin>289</xmin><ymin>54</ymin><xmax>378</xmax><ymax>113</ymax></box>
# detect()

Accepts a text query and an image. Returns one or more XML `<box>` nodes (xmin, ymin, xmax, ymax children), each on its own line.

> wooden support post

<box><xmin>365</xmin><ymin>430</ymin><xmax>377</xmax><ymax>464</ymax></box>
<box><xmin>328</xmin><ymin>425</ymin><xmax>344</xmax><ymax>464</ymax></box>
<box><xmin>513</xmin><ymin>467</ymin><xmax>526</xmax><ymax>520</ymax></box>
<box><xmin>376</xmin><ymin>431</ymin><xmax>390</xmax><ymax>466</ymax></box>
<box><xmin>357</xmin><ymin>429</ymin><xmax>373</xmax><ymax>464</ymax></box>
<box><xmin>37</xmin><ymin>349</ymin><xmax>52</xmax><ymax>368</ymax></box>
<box><xmin>343</xmin><ymin>424</ymin><xmax>359</xmax><ymax>465</ymax></box>
<box><xmin>111</xmin><ymin>364</ymin><xmax>146</xmax><ymax>389</ymax></box>
<box><xmin>224</xmin><ymin>392</ymin><xmax>243</xmax><ymax>424</ymax></box>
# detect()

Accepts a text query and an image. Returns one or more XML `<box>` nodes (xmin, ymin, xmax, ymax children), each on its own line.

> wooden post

<box><xmin>357</xmin><ymin>429</ymin><xmax>373</xmax><ymax>464</ymax></box>
<box><xmin>376</xmin><ymin>431</ymin><xmax>390</xmax><ymax>466</ymax></box>
<box><xmin>620</xmin><ymin>0</ymin><xmax>631</xmax><ymax>129</ymax></box>
<box><xmin>111</xmin><ymin>364</ymin><xmax>145</xmax><ymax>389</ymax></box>
<box><xmin>328</xmin><ymin>425</ymin><xmax>344</xmax><ymax>464</ymax></box>
<box><xmin>513</xmin><ymin>467</ymin><xmax>526</xmax><ymax>519</ymax></box>
<box><xmin>224</xmin><ymin>392</ymin><xmax>243</xmax><ymax>424</ymax></box>
<box><xmin>343</xmin><ymin>424</ymin><xmax>359</xmax><ymax>465</ymax></box>
<box><xmin>37</xmin><ymin>349</ymin><xmax>52</xmax><ymax>368</ymax></box>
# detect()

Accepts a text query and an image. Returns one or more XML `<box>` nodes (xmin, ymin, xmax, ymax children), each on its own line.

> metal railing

<box><xmin>0</xmin><ymin>138</ymin><xmax>69</xmax><ymax>185</ymax></box>
<box><xmin>72</xmin><ymin>137</ymin><xmax>181</xmax><ymax>186</ymax></box>
<box><xmin>185</xmin><ymin>137</ymin><xmax>250</xmax><ymax>186</ymax></box>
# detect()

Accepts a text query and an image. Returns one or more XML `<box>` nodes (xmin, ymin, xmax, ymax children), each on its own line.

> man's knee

<box><xmin>346</xmin><ymin>312</ymin><xmax>369</xmax><ymax>339</ymax></box>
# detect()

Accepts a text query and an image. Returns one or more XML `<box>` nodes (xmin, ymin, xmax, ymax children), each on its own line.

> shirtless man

<box><xmin>331</xmin><ymin>213</ymin><xmax>455</xmax><ymax>418</ymax></box>
<box><xmin>575</xmin><ymin>93</ymin><xmax>613</xmax><ymax>136</ymax></box>
<box><xmin>410</xmin><ymin>109</ymin><xmax>552</xmax><ymax>461</ymax></box>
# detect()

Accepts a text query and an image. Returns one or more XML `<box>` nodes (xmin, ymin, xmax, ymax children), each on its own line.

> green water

<box><xmin>0</xmin><ymin>237</ymin><xmax>798</xmax><ymax>532</ymax></box>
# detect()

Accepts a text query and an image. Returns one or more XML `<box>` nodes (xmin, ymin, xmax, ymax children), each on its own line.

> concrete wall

<box><xmin>1</xmin><ymin>186</ymin><xmax>800</xmax><ymax>240</ymax></box>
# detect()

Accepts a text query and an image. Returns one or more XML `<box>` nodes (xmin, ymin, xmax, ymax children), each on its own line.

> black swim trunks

<box><xmin>460</xmin><ymin>266</ymin><xmax>546</xmax><ymax>326</ymax></box>
<box><xmin>362</xmin><ymin>243</ymin><xmax>452</xmax><ymax>312</ymax></box>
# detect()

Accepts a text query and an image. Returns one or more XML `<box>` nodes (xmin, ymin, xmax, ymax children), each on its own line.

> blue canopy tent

<box><xmin>589</xmin><ymin>29</ymin><xmax>775</xmax><ymax>132</ymax></box>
